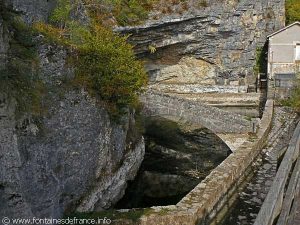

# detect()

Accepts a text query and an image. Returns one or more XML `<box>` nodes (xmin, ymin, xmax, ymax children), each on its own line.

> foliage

<box><xmin>0</xmin><ymin>9</ymin><xmax>44</xmax><ymax>116</ymax></box>
<box><xmin>148</xmin><ymin>45</ymin><xmax>157</xmax><ymax>53</ymax></box>
<box><xmin>81</xmin><ymin>0</ymin><xmax>158</xmax><ymax>26</ymax></box>
<box><xmin>254</xmin><ymin>43</ymin><xmax>268</xmax><ymax>75</ymax></box>
<box><xmin>282</xmin><ymin>78</ymin><xmax>300</xmax><ymax>113</ymax></box>
<box><xmin>102</xmin><ymin>0</ymin><xmax>158</xmax><ymax>26</ymax></box>
<box><xmin>286</xmin><ymin>0</ymin><xmax>300</xmax><ymax>25</ymax></box>
<box><xmin>50</xmin><ymin>0</ymin><xmax>72</xmax><ymax>28</ymax></box>
<box><xmin>35</xmin><ymin>0</ymin><xmax>147</xmax><ymax>119</ymax></box>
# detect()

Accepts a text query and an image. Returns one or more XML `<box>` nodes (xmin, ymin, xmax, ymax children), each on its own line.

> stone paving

<box><xmin>222</xmin><ymin>107</ymin><xmax>297</xmax><ymax>225</ymax></box>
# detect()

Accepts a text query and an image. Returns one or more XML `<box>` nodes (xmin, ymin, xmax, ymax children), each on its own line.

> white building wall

<box><xmin>268</xmin><ymin>24</ymin><xmax>300</xmax><ymax>79</ymax></box>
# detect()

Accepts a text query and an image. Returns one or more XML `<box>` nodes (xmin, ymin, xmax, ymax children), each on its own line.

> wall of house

<box><xmin>270</xmin><ymin>25</ymin><xmax>300</xmax><ymax>45</ymax></box>
<box><xmin>270</xmin><ymin>64</ymin><xmax>298</xmax><ymax>77</ymax></box>
<box><xmin>268</xmin><ymin>24</ymin><xmax>300</xmax><ymax>79</ymax></box>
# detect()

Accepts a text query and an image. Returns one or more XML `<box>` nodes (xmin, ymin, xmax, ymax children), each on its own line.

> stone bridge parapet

<box><xmin>140</xmin><ymin>90</ymin><xmax>253</xmax><ymax>134</ymax></box>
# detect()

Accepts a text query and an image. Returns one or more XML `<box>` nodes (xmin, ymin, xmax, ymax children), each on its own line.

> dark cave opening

<box><xmin>115</xmin><ymin>116</ymin><xmax>231</xmax><ymax>209</ymax></box>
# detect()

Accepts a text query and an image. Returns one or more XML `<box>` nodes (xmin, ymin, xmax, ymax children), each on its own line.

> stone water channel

<box><xmin>221</xmin><ymin>107</ymin><xmax>298</xmax><ymax>225</ymax></box>
<box><xmin>115</xmin><ymin>116</ymin><xmax>231</xmax><ymax>209</ymax></box>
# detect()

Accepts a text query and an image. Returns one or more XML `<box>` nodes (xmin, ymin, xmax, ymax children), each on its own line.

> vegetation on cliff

<box><xmin>36</xmin><ymin>0</ymin><xmax>147</xmax><ymax>119</ymax></box>
<box><xmin>282</xmin><ymin>78</ymin><xmax>300</xmax><ymax>113</ymax></box>
<box><xmin>254</xmin><ymin>44</ymin><xmax>268</xmax><ymax>75</ymax></box>
<box><xmin>0</xmin><ymin>9</ymin><xmax>44</xmax><ymax>116</ymax></box>
<box><xmin>277</xmin><ymin>1</ymin><xmax>300</xmax><ymax>112</ymax></box>
<box><xmin>283</xmin><ymin>91</ymin><xmax>300</xmax><ymax>113</ymax></box>
<box><xmin>286</xmin><ymin>0</ymin><xmax>300</xmax><ymax>24</ymax></box>
<box><xmin>99</xmin><ymin>0</ymin><xmax>158</xmax><ymax>26</ymax></box>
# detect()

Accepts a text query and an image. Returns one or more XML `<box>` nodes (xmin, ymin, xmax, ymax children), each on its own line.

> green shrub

<box><xmin>286</xmin><ymin>0</ymin><xmax>300</xmax><ymax>25</ymax></box>
<box><xmin>282</xmin><ymin>78</ymin><xmax>300</xmax><ymax>113</ymax></box>
<box><xmin>84</xmin><ymin>0</ymin><xmax>158</xmax><ymax>26</ymax></box>
<box><xmin>35</xmin><ymin>0</ymin><xmax>147</xmax><ymax>119</ymax></box>
<box><xmin>254</xmin><ymin>44</ymin><xmax>268</xmax><ymax>75</ymax></box>
<box><xmin>73</xmin><ymin>24</ymin><xmax>147</xmax><ymax>118</ymax></box>
<box><xmin>50</xmin><ymin>0</ymin><xmax>72</xmax><ymax>28</ymax></box>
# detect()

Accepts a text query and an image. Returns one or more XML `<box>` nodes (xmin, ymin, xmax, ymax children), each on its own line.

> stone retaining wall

<box><xmin>114</xmin><ymin>100</ymin><xmax>274</xmax><ymax>225</ymax></box>
<box><xmin>140</xmin><ymin>90</ymin><xmax>253</xmax><ymax>134</ymax></box>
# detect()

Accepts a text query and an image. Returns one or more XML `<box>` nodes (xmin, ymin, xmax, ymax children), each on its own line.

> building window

<box><xmin>296</xmin><ymin>45</ymin><xmax>300</xmax><ymax>61</ymax></box>
<box><xmin>275</xmin><ymin>79</ymin><xmax>281</xmax><ymax>87</ymax></box>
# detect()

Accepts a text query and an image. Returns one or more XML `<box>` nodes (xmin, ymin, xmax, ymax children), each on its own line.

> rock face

<box><xmin>0</xmin><ymin>0</ymin><xmax>144</xmax><ymax>219</ymax></box>
<box><xmin>117</xmin><ymin>0</ymin><xmax>285</xmax><ymax>87</ymax></box>
<box><xmin>0</xmin><ymin>4</ymin><xmax>9</xmax><ymax>69</ymax></box>
<box><xmin>3</xmin><ymin>0</ymin><xmax>56</xmax><ymax>23</ymax></box>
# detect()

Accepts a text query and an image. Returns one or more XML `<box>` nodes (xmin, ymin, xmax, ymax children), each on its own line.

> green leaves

<box><xmin>286</xmin><ymin>0</ymin><xmax>300</xmax><ymax>25</ymax></box>
<box><xmin>0</xmin><ymin>11</ymin><xmax>45</xmax><ymax>117</ymax></box>
<box><xmin>254</xmin><ymin>44</ymin><xmax>268</xmax><ymax>75</ymax></box>
<box><xmin>101</xmin><ymin>0</ymin><xmax>158</xmax><ymax>26</ymax></box>
<box><xmin>50</xmin><ymin>0</ymin><xmax>72</xmax><ymax>27</ymax></box>
<box><xmin>288</xmin><ymin>78</ymin><xmax>300</xmax><ymax>112</ymax></box>
<box><xmin>37</xmin><ymin>10</ymin><xmax>147</xmax><ymax>119</ymax></box>
<box><xmin>74</xmin><ymin>24</ymin><xmax>147</xmax><ymax>118</ymax></box>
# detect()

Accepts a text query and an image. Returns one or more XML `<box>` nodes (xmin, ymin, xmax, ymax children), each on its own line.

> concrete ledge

<box><xmin>114</xmin><ymin>100</ymin><xmax>274</xmax><ymax>225</ymax></box>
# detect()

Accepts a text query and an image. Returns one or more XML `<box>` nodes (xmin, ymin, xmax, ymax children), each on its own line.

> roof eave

<box><xmin>267</xmin><ymin>21</ymin><xmax>300</xmax><ymax>39</ymax></box>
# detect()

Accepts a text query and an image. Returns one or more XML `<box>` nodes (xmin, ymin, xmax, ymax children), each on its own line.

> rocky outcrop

<box><xmin>0</xmin><ymin>0</ymin><xmax>144</xmax><ymax>219</ymax></box>
<box><xmin>117</xmin><ymin>0</ymin><xmax>285</xmax><ymax>87</ymax></box>
<box><xmin>3</xmin><ymin>0</ymin><xmax>56</xmax><ymax>24</ymax></box>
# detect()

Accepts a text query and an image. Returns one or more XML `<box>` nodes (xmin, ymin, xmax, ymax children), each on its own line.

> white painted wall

<box><xmin>268</xmin><ymin>23</ymin><xmax>300</xmax><ymax>79</ymax></box>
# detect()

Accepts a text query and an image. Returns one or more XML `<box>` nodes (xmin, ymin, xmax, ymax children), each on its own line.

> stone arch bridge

<box><xmin>140</xmin><ymin>90</ymin><xmax>254</xmax><ymax>151</ymax></box>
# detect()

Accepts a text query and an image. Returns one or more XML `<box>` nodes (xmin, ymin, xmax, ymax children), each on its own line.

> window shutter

<box><xmin>296</xmin><ymin>45</ymin><xmax>300</xmax><ymax>61</ymax></box>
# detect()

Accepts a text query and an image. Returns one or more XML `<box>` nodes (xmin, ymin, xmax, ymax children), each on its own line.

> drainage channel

<box><xmin>220</xmin><ymin>107</ymin><xmax>297</xmax><ymax>225</ymax></box>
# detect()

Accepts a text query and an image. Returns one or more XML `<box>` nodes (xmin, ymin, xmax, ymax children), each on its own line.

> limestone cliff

<box><xmin>117</xmin><ymin>0</ymin><xmax>285</xmax><ymax>90</ymax></box>
<box><xmin>0</xmin><ymin>0</ymin><xmax>286</xmax><ymax>220</ymax></box>
<box><xmin>0</xmin><ymin>0</ymin><xmax>144</xmax><ymax>219</ymax></box>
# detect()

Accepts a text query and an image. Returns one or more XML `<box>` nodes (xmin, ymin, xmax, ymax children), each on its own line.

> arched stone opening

<box><xmin>115</xmin><ymin>116</ymin><xmax>231</xmax><ymax>209</ymax></box>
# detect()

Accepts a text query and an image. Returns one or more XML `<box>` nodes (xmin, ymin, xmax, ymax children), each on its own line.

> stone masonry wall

<box><xmin>140</xmin><ymin>90</ymin><xmax>252</xmax><ymax>133</ymax></box>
